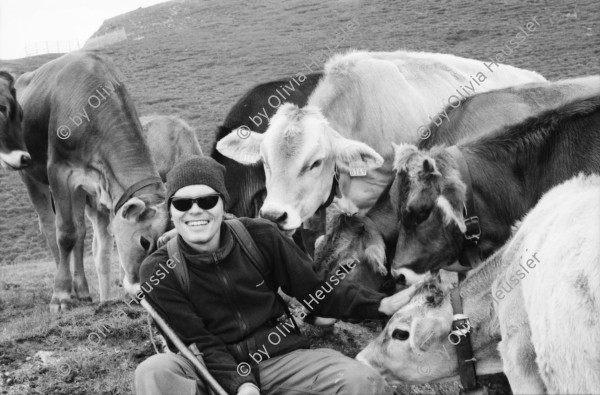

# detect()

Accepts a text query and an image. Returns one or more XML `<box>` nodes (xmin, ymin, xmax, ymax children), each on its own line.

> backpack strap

<box><xmin>225</xmin><ymin>218</ymin><xmax>301</xmax><ymax>333</ymax></box>
<box><xmin>226</xmin><ymin>219</ymin><xmax>270</xmax><ymax>284</ymax></box>
<box><xmin>167</xmin><ymin>237</ymin><xmax>190</xmax><ymax>295</ymax></box>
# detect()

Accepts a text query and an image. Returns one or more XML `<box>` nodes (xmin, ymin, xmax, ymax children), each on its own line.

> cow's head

<box><xmin>0</xmin><ymin>71</ymin><xmax>30</xmax><ymax>170</ymax></box>
<box><xmin>111</xmin><ymin>194</ymin><xmax>169</xmax><ymax>293</ymax></box>
<box><xmin>356</xmin><ymin>277</ymin><xmax>458</xmax><ymax>384</ymax></box>
<box><xmin>314</xmin><ymin>207</ymin><xmax>388</xmax><ymax>291</ymax></box>
<box><xmin>389</xmin><ymin>144</ymin><xmax>467</xmax><ymax>279</ymax></box>
<box><xmin>216</xmin><ymin>103</ymin><xmax>383</xmax><ymax>232</ymax></box>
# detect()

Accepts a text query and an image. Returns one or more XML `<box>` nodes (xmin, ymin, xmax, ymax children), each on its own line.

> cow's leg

<box><xmin>19</xmin><ymin>173</ymin><xmax>59</xmax><ymax>266</ymax></box>
<box><xmin>86</xmin><ymin>206</ymin><xmax>112</xmax><ymax>302</ymax></box>
<box><xmin>498</xmin><ymin>324</ymin><xmax>546</xmax><ymax>394</ymax></box>
<box><xmin>70</xmin><ymin>188</ymin><xmax>91</xmax><ymax>302</ymax></box>
<box><xmin>47</xmin><ymin>165</ymin><xmax>86</xmax><ymax>311</ymax></box>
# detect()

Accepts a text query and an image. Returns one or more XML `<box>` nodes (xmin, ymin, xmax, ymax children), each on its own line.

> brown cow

<box><xmin>389</xmin><ymin>92</ymin><xmax>600</xmax><ymax>279</ymax></box>
<box><xmin>0</xmin><ymin>71</ymin><xmax>30</xmax><ymax>169</ymax></box>
<box><xmin>16</xmin><ymin>51</ymin><xmax>168</xmax><ymax>311</ymax></box>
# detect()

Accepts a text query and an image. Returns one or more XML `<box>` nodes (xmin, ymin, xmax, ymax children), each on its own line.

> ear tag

<box><xmin>349</xmin><ymin>162</ymin><xmax>367</xmax><ymax>177</ymax></box>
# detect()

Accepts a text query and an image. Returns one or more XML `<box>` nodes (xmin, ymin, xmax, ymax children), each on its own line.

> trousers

<box><xmin>134</xmin><ymin>348</ymin><xmax>394</xmax><ymax>395</ymax></box>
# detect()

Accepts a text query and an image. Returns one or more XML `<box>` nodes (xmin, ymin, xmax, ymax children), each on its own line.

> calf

<box><xmin>140</xmin><ymin>114</ymin><xmax>203</xmax><ymax>180</ymax></box>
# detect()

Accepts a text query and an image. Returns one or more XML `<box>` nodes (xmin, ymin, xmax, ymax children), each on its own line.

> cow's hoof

<box><xmin>49</xmin><ymin>303</ymin><xmax>61</xmax><ymax>313</ymax></box>
<box><xmin>49</xmin><ymin>295</ymin><xmax>72</xmax><ymax>312</ymax></box>
<box><xmin>71</xmin><ymin>281</ymin><xmax>91</xmax><ymax>301</ymax></box>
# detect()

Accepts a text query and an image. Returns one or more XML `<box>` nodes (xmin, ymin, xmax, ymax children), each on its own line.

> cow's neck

<box><xmin>457</xmin><ymin>249</ymin><xmax>506</xmax><ymax>376</ymax></box>
<box><xmin>97</xmin><ymin>138</ymin><xmax>162</xmax><ymax>208</ymax></box>
<box><xmin>458</xmin><ymin>151</ymin><xmax>530</xmax><ymax>261</ymax></box>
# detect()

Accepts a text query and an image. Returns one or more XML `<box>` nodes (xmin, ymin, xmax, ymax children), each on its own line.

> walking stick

<box><xmin>140</xmin><ymin>299</ymin><xmax>228</xmax><ymax>395</ymax></box>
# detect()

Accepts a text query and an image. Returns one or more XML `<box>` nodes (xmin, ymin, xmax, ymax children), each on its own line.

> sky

<box><xmin>0</xmin><ymin>0</ymin><xmax>168</xmax><ymax>60</ymax></box>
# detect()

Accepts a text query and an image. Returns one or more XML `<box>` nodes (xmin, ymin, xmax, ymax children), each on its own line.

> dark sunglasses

<box><xmin>170</xmin><ymin>194</ymin><xmax>221</xmax><ymax>211</ymax></box>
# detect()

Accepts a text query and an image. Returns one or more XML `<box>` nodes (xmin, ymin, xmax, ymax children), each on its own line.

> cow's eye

<box><xmin>415</xmin><ymin>209</ymin><xmax>431</xmax><ymax>224</ymax></box>
<box><xmin>140</xmin><ymin>236</ymin><xmax>152</xmax><ymax>252</ymax></box>
<box><xmin>310</xmin><ymin>159</ymin><xmax>322</xmax><ymax>170</ymax></box>
<box><xmin>392</xmin><ymin>329</ymin><xmax>410</xmax><ymax>341</ymax></box>
<box><xmin>0</xmin><ymin>104</ymin><xmax>7</xmax><ymax>116</ymax></box>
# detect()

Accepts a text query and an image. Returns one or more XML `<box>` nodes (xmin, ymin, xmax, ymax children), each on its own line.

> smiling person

<box><xmin>133</xmin><ymin>155</ymin><xmax>409</xmax><ymax>395</ymax></box>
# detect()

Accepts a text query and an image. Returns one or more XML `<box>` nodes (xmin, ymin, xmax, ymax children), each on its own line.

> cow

<box><xmin>211</xmin><ymin>73</ymin><xmax>322</xmax><ymax>218</ymax></box>
<box><xmin>216</xmin><ymin>50</ymin><xmax>545</xmax><ymax>234</ymax></box>
<box><xmin>315</xmin><ymin>76</ymin><xmax>599</xmax><ymax>286</ymax></box>
<box><xmin>140</xmin><ymin>114</ymin><xmax>203</xmax><ymax>180</ymax></box>
<box><xmin>15</xmin><ymin>51</ymin><xmax>169</xmax><ymax>311</ymax></box>
<box><xmin>0</xmin><ymin>71</ymin><xmax>30</xmax><ymax>169</ymax></box>
<box><xmin>356</xmin><ymin>173</ymin><xmax>600</xmax><ymax>394</ymax></box>
<box><xmin>389</xmin><ymin>93</ymin><xmax>600</xmax><ymax>280</ymax></box>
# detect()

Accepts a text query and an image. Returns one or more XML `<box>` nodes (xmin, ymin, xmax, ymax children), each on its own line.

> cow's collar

<box><xmin>320</xmin><ymin>164</ymin><xmax>340</xmax><ymax>210</ymax></box>
<box><xmin>446</xmin><ymin>146</ymin><xmax>482</xmax><ymax>270</ymax></box>
<box><xmin>449</xmin><ymin>286</ymin><xmax>489</xmax><ymax>395</ymax></box>
<box><xmin>114</xmin><ymin>176</ymin><xmax>163</xmax><ymax>215</ymax></box>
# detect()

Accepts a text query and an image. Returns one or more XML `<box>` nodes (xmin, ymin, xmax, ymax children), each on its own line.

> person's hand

<box><xmin>236</xmin><ymin>382</ymin><xmax>260</xmax><ymax>395</ymax></box>
<box><xmin>378</xmin><ymin>283</ymin><xmax>418</xmax><ymax>315</ymax></box>
<box><xmin>157</xmin><ymin>228</ymin><xmax>178</xmax><ymax>248</ymax></box>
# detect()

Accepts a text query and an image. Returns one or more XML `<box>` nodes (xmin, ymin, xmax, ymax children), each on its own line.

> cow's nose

<box><xmin>259</xmin><ymin>209</ymin><xmax>288</xmax><ymax>225</ymax></box>
<box><xmin>20</xmin><ymin>153</ymin><xmax>31</xmax><ymax>167</ymax></box>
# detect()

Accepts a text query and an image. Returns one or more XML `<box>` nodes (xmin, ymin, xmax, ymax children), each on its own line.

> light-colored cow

<box><xmin>356</xmin><ymin>173</ymin><xmax>600</xmax><ymax>394</ymax></box>
<box><xmin>217</xmin><ymin>50</ymin><xmax>545</xmax><ymax>232</ymax></box>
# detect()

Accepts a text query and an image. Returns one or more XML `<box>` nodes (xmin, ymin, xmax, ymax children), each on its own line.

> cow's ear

<box><xmin>409</xmin><ymin>316</ymin><xmax>443</xmax><ymax>354</ymax></box>
<box><xmin>216</xmin><ymin>128</ymin><xmax>264</xmax><ymax>164</ymax></box>
<box><xmin>331</xmin><ymin>134</ymin><xmax>383</xmax><ymax>170</ymax></box>
<box><xmin>120</xmin><ymin>197</ymin><xmax>147</xmax><ymax>221</ymax></box>
<box><xmin>392</xmin><ymin>143</ymin><xmax>418</xmax><ymax>172</ymax></box>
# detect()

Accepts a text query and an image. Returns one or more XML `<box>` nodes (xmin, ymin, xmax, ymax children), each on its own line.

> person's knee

<box><xmin>338</xmin><ymin>363</ymin><xmax>394</xmax><ymax>395</ymax></box>
<box><xmin>136</xmin><ymin>354</ymin><xmax>176</xmax><ymax>380</ymax></box>
<box><xmin>135</xmin><ymin>353</ymin><xmax>205</xmax><ymax>395</ymax></box>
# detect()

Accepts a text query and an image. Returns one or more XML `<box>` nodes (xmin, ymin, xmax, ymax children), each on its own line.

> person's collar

<box><xmin>177</xmin><ymin>221</ymin><xmax>234</xmax><ymax>264</ymax></box>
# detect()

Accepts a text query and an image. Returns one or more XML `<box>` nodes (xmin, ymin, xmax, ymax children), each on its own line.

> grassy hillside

<box><xmin>0</xmin><ymin>0</ymin><xmax>598</xmax><ymax>393</ymax></box>
<box><xmin>1</xmin><ymin>0</ymin><xmax>598</xmax><ymax>266</ymax></box>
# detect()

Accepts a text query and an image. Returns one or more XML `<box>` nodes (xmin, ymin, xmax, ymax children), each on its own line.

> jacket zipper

<box><xmin>214</xmin><ymin>252</ymin><xmax>249</xmax><ymax>336</ymax></box>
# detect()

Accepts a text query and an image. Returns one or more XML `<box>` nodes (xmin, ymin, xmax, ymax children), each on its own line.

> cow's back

<box><xmin>422</xmin><ymin>75</ymin><xmax>600</xmax><ymax>148</ymax></box>
<box><xmin>140</xmin><ymin>114</ymin><xmax>203</xmax><ymax>181</ymax></box>
<box><xmin>16</xmin><ymin>51</ymin><xmax>154</xmax><ymax>188</ymax></box>
<box><xmin>308</xmin><ymin>49</ymin><xmax>545</xmax><ymax>160</ymax></box>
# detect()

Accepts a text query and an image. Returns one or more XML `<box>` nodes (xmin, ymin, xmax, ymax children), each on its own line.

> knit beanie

<box><xmin>166</xmin><ymin>155</ymin><xmax>230</xmax><ymax>209</ymax></box>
